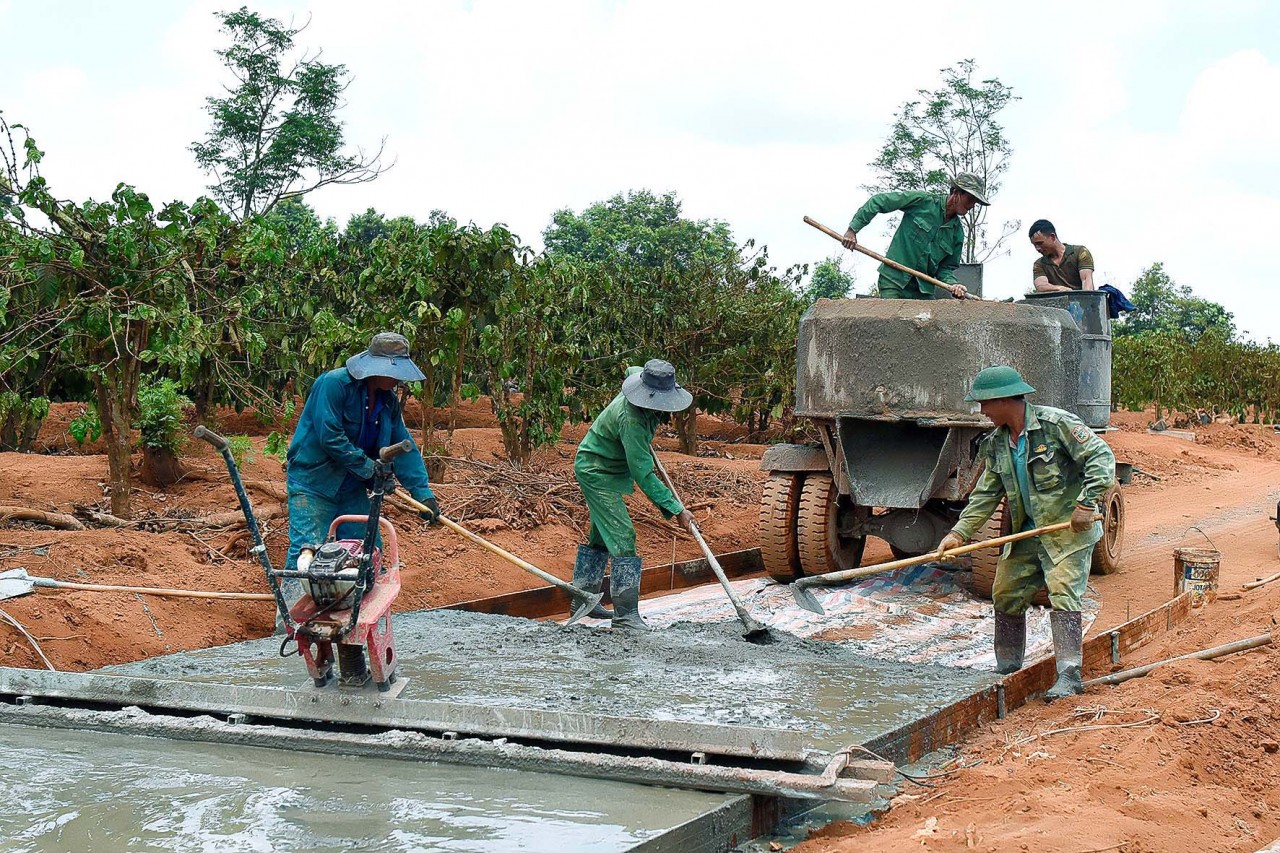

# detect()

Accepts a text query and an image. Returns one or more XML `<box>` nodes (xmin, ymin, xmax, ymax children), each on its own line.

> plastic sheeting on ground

<box><xmin>580</xmin><ymin>564</ymin><xmax>1098</xmax><ymax>671</ymax></box>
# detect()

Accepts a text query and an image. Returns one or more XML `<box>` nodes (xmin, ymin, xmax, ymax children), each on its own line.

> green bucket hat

<box><xmin>965</xmin><ymin>366</ymin><xmax>1036</xmax><ymax>401</ymax></box>
<box><xmin>951</xmin><ymin>172</ymin><xmax>990</xmax><ymax>206</ymax></box>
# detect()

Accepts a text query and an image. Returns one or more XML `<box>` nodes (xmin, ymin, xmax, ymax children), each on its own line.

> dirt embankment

<box><xmin>1</xmin><ymin>399</ymin><xmax>767</xmax><ymax>671</ymax></box>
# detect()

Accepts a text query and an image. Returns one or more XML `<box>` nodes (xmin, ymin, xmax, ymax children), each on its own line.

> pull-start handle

<box><xmin>379</xmin><ymin>439</ymin><xmax>414</xmax><ymax>463</ymax></box>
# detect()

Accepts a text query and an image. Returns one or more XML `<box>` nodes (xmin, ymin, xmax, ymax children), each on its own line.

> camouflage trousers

<box><xmin>876</xmin><ymin>272</ymin><xmax>934</xmax><ymax>300</ymax></box>
<box><xmin>993</xmin><ymin>535</ymin><xmax>1093</xmax><ymax>615</ymax></box>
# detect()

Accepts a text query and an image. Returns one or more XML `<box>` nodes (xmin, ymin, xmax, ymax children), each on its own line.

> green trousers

<box><xmin>993</xmin><ymin>536</ymin><xmax>1093</xmax><ymax>615</ymax></box>
<box><xmin>581</xmin><ymin>484</ymin><xmax>638</xmax><ymax>557</ymax></box>
<box><xmin>877</xmin><ymin>272</ymin><xmax>933</xmax><ymax>300</ymax></box>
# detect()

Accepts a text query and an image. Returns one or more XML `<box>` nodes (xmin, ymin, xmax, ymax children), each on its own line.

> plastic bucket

<box><xmin>1174</xmin><ymin>546</ymin><xmax>1221</xmax><ymax>606</ymax></box>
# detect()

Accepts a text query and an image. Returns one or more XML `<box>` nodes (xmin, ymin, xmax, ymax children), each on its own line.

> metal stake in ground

<box><xmin>650</xmin><ymin>455</ymin><xmax>774</xmax><ymax>642</ymax></box>
<box><xmin>789</xmin><ymin>518</ymin><xmax>1091</xmax><ymax>615</ymax></box>
<box><xmin>389</xmin><ymin>490</ymin><xmax>603</xmax><ymax>625</ymax></box>
<box><xmin>803</xmin><ymin>215</ymin><xmax>985</xmax><ymax>301</ymax></box>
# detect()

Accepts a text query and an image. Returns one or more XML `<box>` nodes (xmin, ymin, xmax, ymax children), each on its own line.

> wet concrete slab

<box><xmin>0</xmin><ymin>721</ymin><xmax>734</xmax><ymax>853</ymax></box>
<box><xmin>103</xmin><ymin>609</ymin><xmax>998</xmax><ymax>751</ymax></box>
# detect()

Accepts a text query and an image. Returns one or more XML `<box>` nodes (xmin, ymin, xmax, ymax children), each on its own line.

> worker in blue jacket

<box><xmin>284</xmin><ymin>333</ymin><xmax>440</xmax><ymax>603</ymax></box>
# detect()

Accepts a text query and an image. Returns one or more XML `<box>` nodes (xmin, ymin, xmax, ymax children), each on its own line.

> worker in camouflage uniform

<box><xmin>841</xmin><ymin>173</ymin><xmax>989</xmax><ymax>300</ymax></box>
<box><xmin>937</xmin><ymin>366</ymin><xmax>1115</xmax><ymax>700</ymax></box>
<box><xmin>571</xmin><ymin>360</ymin><xmax>695</xmax><ymax>630</ymax></box>
<box><xmin>284</xmin><ymin>333</ymin><xmax>441</xmax><ymax>610</ymax></box>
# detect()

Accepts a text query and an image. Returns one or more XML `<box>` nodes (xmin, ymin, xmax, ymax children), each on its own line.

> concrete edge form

<box><xmin>444</xmin><ymin>548</ymin><xmax>765</xmax><ymax>619</ymax></box>
<box><xmin>0</xmin><ymin>667</ymin><xmax>816</xmax><ymax>761</ymax></box>
<box><xmin>628</xmin><ymin>795</ymin><xmax>755</xmax><ymax>853</ymax></box>
<box><xmin>862</xmin><ymin>592</ymin><xmax>1192</xmax><ymax>763</ymax></box>
<box><xmin>0</xmin><ymin>705</ymin><xmax>886</xmax><ymax>804</ymax></box>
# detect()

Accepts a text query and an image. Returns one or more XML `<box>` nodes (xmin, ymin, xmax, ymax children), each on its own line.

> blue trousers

<box><xmin>284</xmin><ymin>486</ymin><xmax>381</xmax><ymax>603</ymax></box>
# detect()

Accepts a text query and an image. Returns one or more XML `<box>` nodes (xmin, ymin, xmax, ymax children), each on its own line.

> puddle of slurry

<box><xmin>0</xmin><ymin>721</ymin><xmax>732</xmax><ymax>853</ymax></box>
<box><xmin>103</xmin><ymin>609</ymin><xmax>998</xmax><ymax>750</ymax></box>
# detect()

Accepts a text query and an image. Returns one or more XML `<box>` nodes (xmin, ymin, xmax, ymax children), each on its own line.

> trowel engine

<box><xmin>291</xmin><ymin>512</ymin><xmax>403</xmax><ymax>693</ymax></box>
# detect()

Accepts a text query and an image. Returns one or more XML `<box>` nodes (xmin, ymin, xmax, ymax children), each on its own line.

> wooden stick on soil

<box><xmin>0</xmin><ymin>507</ymin><xmax>85</xmax><ymax>531</ymax></box>
<box><xmin>1085</xmin><ymin>632</ymin><xmax>1274</xmax><ymax>687</ymax></box>
<box><xmin>1242</xmin><ymin>570</ymin><xmax>1280</xmax><ymax>591</ymax></box>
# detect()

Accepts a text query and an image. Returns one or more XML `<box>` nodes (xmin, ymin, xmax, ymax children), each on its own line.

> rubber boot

<box><xmin>570</xmin><ymin>545</ymin><xmax>613</xmax><ymax>619</ymax></box>
<box><xmin>1044</xmin><ymin>610</ymin><xmax>1084</xmax><ymax>702</ymax></box>
<box><xmin>609</xmin><ymin>555</ymin><xmax>648</xmax><ymax>631</ymax></box>
<box><xmin>993</xmin><ymin>611</ymin><xmax>1026</xmax><ymax>675</ymax></box>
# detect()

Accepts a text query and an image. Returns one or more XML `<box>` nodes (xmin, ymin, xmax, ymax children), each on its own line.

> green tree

<box><xmin>545</xmin><ymin>190</ymin><xmax>735</xmax><ymax>270</ymax></box>
<box><xmin>191</xmin><ymin>7</ymin><xmax>389</xmax><ymax>220</ymax></box>
<box><xmin>545</xmin><ymin>190</ymin><xmax>746</xmax><ymax>453</ymax></box>
<box><xmin>867</xmin><ymin>59</ymin><xmax>1019</xmax><ymax>262</ymax></box>
<box><xmin>1113</xmin><ymin>262</ymin><xmax>1234</xmax><ymax>342</ymax></box>
<box><xmin>803</xmin><ymin>257</ymin><xmax>853</xmax><ymax>302</ymax></box>
<box><xmin>1</xmin><ymin>115</ymin><xmax>256</xmax><ymax>516</ymax></box>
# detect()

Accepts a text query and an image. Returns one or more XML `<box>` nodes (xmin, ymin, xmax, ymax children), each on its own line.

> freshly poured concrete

<box><xmin>104</xmin><ymin>609</ymin><xmax>997</xmax><ymax>751</ymax></box>
<box><xmin>0</xmin><ymin>721</ymin><xmax>733</xmax><ymax>852</ymax></box>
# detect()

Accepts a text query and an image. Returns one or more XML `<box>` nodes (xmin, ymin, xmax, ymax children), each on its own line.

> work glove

<box><xmin>418</xmin><ymin>496</ymin><xmax>441</xmax><ymax>525</ymax></box>
<box><xmin>935</xmin><ymin>531</ymin><xmax>966</xmax><ymax>560</ymax></box>
<box><xmin>1071</xmin><ymin>504</ymin><xmax>1096</xmax><ymax>533</ymax></box>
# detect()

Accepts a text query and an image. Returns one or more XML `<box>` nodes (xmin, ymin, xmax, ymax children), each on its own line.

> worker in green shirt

<box><xmin>841</xmin><ymin>173</ymin><xmax>989</xmax><ymax>300</ymax></box>
<box><xmin>936</xmin><ymin>366</ymin><xmax>1115</xmax><ymax>701</ymax></box>
<box><xmin>571</xmin><ymin>360</ymin><xmax>695</xmax><ymax>630</ymax></box>
<box><xmin>1029</xmin><ymin>219</ymin><xmax>1097</xmax><ymax>292</ymax></box>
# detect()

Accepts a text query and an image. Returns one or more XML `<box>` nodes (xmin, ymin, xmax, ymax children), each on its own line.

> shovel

<box><xmin>389</xmin><ymin>490</ymin><xmax>603</xmax><ymax>625</ymax></box>
<box><xmin>790</xmin><ymin>518</ymin><xmax>1087</xmax><ymax>615</ymax></box>
<box><xmin>0</xmin><ymin>568</ymin><xmax>35</xmax><ymax>600</ymax></box>
<box><xmin>803</xmin><ymin>215</ymin><xmax>984</xmax><ymax>301</ymax></box>
<box><xmin>651</xmin><ymin>455</ymin><xmax>774</xmax><ymax>642</ymax></box>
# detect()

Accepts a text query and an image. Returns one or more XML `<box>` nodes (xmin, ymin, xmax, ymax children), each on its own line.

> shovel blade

<box><xmin>0</xmin><ymin>568</ymin><xmax>35</xmax><ymax>601</ymax></box>
<box><xmin>790</xmin><ymin>583</ymin><xmax>825</xmax><ymax>615</ymax></box>
<box><xmin>565</xmin><ymin>591</ymin><xmax>605</xmax><ymax>626</ymax></box>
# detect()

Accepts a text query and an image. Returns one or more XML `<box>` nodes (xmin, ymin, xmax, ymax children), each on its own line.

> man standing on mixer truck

<box><xmin>936</xmin><ymin>366</ymin><xmax>1115</xmax><ymax>701</ymax></box>
<box><xmin>840</xmin><ymin>173</ymin><xmax>989</xmax><ymax>300</ymax></box>
<box><xmin>569</xmin><ymin>360</ymin><xmax>696</xmax><ymax>630</ymax></box>
<box><xmin>1029</xmin><ymin>219</ymin><xmax>1097</xmax><ymax>292</ymax></box>
<box><xmin>283</xmin><ymin>333</ymin><xmax>442</xmax><ymax>607</ymax></box>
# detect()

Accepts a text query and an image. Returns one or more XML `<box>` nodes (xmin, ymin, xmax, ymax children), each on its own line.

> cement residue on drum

<box><xmin>0</xmin><ymin>722</ymin><xmax>732</xmax><ymax>852</ymax></box>
<box><xmin>103</xmin><ymin>609</ymin><xmax>996</xmax><ymax>749</ymax></box>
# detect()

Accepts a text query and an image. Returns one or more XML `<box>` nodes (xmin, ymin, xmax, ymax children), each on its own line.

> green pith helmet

<box><xmin>951</xmin><ymin>172</ymin><xmax>990</xmax><ymax>206</ymax></box>
<box><xmin>965</xmin><ymin>366</ymin><xmax>1036</xmax><ymax>402</ymax></box>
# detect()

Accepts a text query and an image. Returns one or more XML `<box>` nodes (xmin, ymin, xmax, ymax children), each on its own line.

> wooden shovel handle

<box><xmin>796</xmin><ymin>518</ymin><xmax>1085</xmax><ymax>589</ymax></box>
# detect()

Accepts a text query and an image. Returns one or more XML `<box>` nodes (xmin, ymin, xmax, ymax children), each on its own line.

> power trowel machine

<box><xmin>195</xmin><ymin>426</ymin><xmax>412</xmax><ymax>696</ymax></box>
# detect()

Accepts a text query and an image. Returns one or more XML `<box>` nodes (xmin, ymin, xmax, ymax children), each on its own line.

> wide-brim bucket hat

<box><xmin>345</xmin><ymin>332</ymin><xmax>426</xmax><ymax>383</ymax></box>
<box><xmin>622</xmin><ymin>359</ymin><xmax>693</xmax><ymax>412</ymax></box>
<box><xmin>965</xmin><ymin>365</ymin><xmax>1036</xmax><ymax>401</ymax></box>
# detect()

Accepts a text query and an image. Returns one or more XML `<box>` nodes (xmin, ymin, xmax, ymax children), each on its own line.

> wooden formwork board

<box><xmin>863</xmin><ymin>592</ymin><xmax>1192</xmax><ymax>764</ymax></box>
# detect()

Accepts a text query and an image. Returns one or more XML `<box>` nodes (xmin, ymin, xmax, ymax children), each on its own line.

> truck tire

<box><xmin>967</xmin><ymin>502</ymin><xmax>1007</xmax><ymax>600</ymax></box>
<box><xmin>966</xmin><ymin>502</ymin><xmax>1050</xmax><ymax>607</ymax></box>
<box><xmin>796</xmin><ymin>474</ymin><xmax>865</xmax><ymax>577</ymax></box>
<box><xmin>1090</xmin><ymin>485</ymin><xmax>1126</xmax><ymax>575</ymax></box>
<box><xmin>759</xmin><ymin>474</ymin><xmax>803</xmax><ymax>582</ymax></box>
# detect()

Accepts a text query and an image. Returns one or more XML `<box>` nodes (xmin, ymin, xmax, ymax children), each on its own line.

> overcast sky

<box><xmin>4</xmin><ymin>1</ymin><xmax>1278</xmax><ymax>340</ymax></box>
